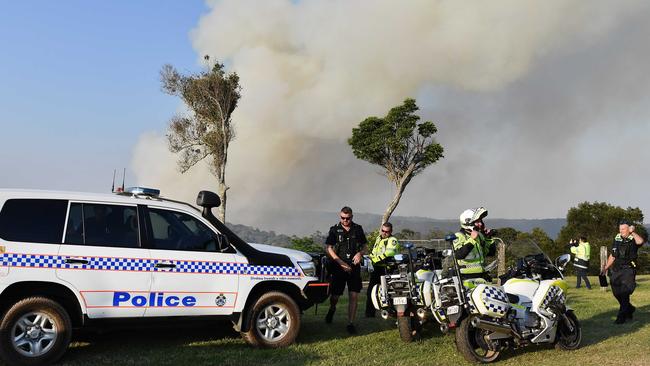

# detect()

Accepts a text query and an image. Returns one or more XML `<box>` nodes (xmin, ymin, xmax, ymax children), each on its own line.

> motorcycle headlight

<box><xmin>298</xmin><ymin>261</ymin><xmax>316</xmax><ymax>277</ymax></box>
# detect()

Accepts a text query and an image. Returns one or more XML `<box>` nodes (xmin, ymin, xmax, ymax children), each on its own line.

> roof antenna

<box><xmin>120</xmin><ymin>168</ymin><xmax>126</xmax><ymax>193</ymax></box>
<box><xmin>111</xmin><ymin>169</ymin><xmax>116</xmax><ymax>193</ymax></box>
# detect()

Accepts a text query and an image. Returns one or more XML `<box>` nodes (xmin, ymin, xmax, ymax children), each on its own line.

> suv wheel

<box><xmin>242</xmin><ymin>292</ymin><xmax>300</xmax><ymax>348</ymax></box>
<box><xmin>0</xmin><ymin>297</ymin><xmax>72</xmax><ymax>366</ymax></box>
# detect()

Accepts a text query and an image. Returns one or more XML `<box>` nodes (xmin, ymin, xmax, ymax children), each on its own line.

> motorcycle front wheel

<box><xmin>555</xmin><ymin>311</ymin><xmax>581</xmax><ymax>351</ymax></box>
<box><xmin>455</xmin><ymin>316</ymin><xmax>500</xmax><ymax>363</ymax></box>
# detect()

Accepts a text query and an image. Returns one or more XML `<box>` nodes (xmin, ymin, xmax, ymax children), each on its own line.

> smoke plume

<box><xmin>132</xmin><ymin>0</ymin><xmax>650</xmax><ymax>235</ymax></box>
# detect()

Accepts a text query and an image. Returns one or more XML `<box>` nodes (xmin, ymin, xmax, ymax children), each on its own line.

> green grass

<box><xmin>12</xmin><ymin>276</ymin><xmax>650</xmax><ymax>365</ymax></box>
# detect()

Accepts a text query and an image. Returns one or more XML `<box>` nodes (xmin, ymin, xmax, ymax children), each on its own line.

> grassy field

<box><xmin>12</xmin><ymin>276</ymin><xmax>650</xmax><ymax>366</ymax></box>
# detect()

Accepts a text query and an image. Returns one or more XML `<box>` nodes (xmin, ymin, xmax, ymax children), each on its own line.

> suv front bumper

<box><xmin>303</xmin><ymin>281</ymin><xmax>329</xmax><ymax>305</ymax></box>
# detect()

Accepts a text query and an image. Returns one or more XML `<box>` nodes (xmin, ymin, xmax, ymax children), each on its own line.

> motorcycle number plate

<box><xmin>393</xmin><ymin>297</ymin><xmax>407</xmax><ymax>305</ymax></box>
<box><xmin>447</xmin><ymin>305</ymin><xmax>460</xmax><ymax>315</ymax></box>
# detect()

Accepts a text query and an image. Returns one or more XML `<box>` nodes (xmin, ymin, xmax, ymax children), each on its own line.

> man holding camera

<box><xmin>570</xmin><ymin>236</ymin><xmax>592</xmax><ymax>289</ymax></box>
<box><xmin>602</xmin><ymin>219</ymin><xmax>646</xmax><ymax>324</ymax></box>
<box><xmin>453</xmin><ymin>207</ymin><xmax>496</xmax><ymax>281</ymax></box>
<box><xmin>324</xmin><ymin>206</ymin><xmax>368</xmax><ymax>334</ymax></box>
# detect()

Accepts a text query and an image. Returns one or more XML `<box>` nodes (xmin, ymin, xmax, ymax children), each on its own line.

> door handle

<box><xmin>154</xmin><ymin>263</ymin><xmax>176</xmax><ymax>269</ymax></box>
<box><xmin>65</xmin><ymin>258</ymin><xmax>89</xmax><ymax>265</ymax></box>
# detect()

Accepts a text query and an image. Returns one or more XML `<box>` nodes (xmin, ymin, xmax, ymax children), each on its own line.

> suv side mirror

<box><xmin>197</xmin><ymin>191</ymin><xmax>221</xmax><ymax>208</ymax></box>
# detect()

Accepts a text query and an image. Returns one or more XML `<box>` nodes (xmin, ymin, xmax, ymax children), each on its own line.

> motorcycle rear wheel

<box><xmin>455</xmin><ymin>317</ymin><xmax>500</xmax><ymax>363</ymax></box>
<box><xmin>397</xmin><ymin>315</ymin><xmax>420</xmax><ymax>342</ymax></box>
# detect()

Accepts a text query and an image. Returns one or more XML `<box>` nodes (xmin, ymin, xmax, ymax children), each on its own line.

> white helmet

<box><xmin>459</xmin><ymin>207</ymin><xmax>488</xmax><ymax>231</ymax></box>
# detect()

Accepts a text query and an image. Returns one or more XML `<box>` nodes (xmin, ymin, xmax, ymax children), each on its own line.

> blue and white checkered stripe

<box><xmin>480</xmin><ymin>286</ymin><xmax>509</xmax><ymax>316</ymax></box>
<box><xmin>0</xmin><ymin>253</ymin><xmax>301</xmax><ymax>277</ymax></box>
<box><xmin>0</xmin><ymin>253</ymin><xmax>66</xmax><ymax>268</ymax></box>
<box><xmin>482</xmin><ymin>286</ymin><xmax>508</xmax><ymax>303</ymax></box>
<box><xmin>244</xmin><ymin>265</ymin><xmax>301</xmax><ymax>276</ymax></box>
<box><xmin>156</xmin><ymin>260</ymin><xmax>247</xmax><ymax>275</ymax></box>
<box><xmin>542</xmin><ymin>286</ymin><xmax>565</xmax><ymax>309</ymax></box>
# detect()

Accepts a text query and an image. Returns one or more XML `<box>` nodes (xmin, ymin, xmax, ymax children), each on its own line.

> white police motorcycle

<box><xmin>424</xmin><ymin>236</ymin><xmax>581</xmax><ymax>363</ymax></box>
<box><xmin>369</xmin><ymin>243</ymin><xmax>441</xmax><ymax>342</ymax></box>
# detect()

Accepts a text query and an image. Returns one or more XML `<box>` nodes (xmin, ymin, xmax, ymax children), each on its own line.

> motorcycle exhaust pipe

<box><xmin>381</xmin><ymin>310</ymin><xmax>390</xmax><ymax>320</ymax></box>
<box><xmin>470</xmin><ymin>317</ymin><xmax>512</xmax><ymax>335</ymax></box>
<box><xmin>439</xmin><ymin>323</ymin><xmax>449</xmax><ymax>334</ymax></box>
<box><xmin>416</xmin><ymin>308</ymin><xmax>429</xmax><ymax>320</ymax></box>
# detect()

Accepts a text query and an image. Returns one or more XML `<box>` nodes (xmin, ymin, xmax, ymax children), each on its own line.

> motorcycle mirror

<box><xmin>555</xmin><ymin>254</ymin><xmax>571</xmax><ymax>269</ymax></box>
<box><xmin>441</xmin><ymin>249</ymin><xmax>453</xmax><ymax>258</ymax></box>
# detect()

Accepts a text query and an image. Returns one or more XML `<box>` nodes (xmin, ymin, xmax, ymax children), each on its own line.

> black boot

<box><xmin>325</xmin><ymin>307</ymin><xmax>336</xmax><ymax>324</ymax></box>
<box><xmin>627</xmin><ymin>305</ymin><xmax>636</xmax><ymax>320</ymax></box>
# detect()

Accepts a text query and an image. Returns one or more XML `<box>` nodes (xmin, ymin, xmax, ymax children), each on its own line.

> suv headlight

<box><xmin>298</xmin><ymin>261</ymin><xmax>316</xmax><ymax>277</ymax></box>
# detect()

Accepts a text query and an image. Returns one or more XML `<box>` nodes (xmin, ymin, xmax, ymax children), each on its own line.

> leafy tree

<box><xmin>427</xmin><ymin>228</ymin><xmax>447</xmax><ymax>240</ymax></box>
<box><xmin>160</xmin><ymin>56</ymin><xmax>241</xmax><ymax>222</ymax></box>
<box><xmin>397</xmin><ymin>228</ymin><xmax>420</xmax><ymax>240</ymax></box>
<box><xmin>494</xmin><ymin>227</ymin><xmax>520</xmax><ymax>244</ymax></box>
<box><xmin>348</xmin><ymin>98</ymin><xmax>444</xmax><ymax>225</ymax></box>
<box><xmin>289</xmin><ymin>236</ymin><xmax>324</xmax><ymax>254</ymax></box>
<box><xmin>366</xmin><ymin>229</ymin><xmax>380</xmax><ymax>253</ymax></box>
<box><xmin>517</xmin><ymin>227</ymin><xmax>562</xmax><ymax>263</ymax></box>
<box><xmin>557</xmin><ymin>202</ymin><xmax>648</xmax><ymax>274</ymax></box>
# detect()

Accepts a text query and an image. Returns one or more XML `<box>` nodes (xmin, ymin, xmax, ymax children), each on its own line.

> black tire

<box><xmin>241</xmin><ymin>292</ymin><xmax>300</xmax><ymax>348</ymax></box>
<box><xmin>455</xmin><ymin>316</ymin><xmax>500</xmax><ymax>364</ymax></box>
<box><xmin>397</xmin><ymin>315</ymin><xmax>420</xmax><ymax>342</ymax></box>
<box><xmin>0</xmin><ymin>297</ymin><xmax>72</xmax><ymax>366</ymax></box>
<box><xmin>555</xmin><ymin>311</ymin><xmax>581</xmax><ymax>351</ymax></box>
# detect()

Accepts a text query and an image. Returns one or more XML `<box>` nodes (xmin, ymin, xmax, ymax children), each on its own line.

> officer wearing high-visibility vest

<box><xmin>453</xmin><ymin>207</ymin><xmax>496</xmax><ymax>280</ymax></box>
<box><xmin>570</xmin><ymin>236</ymin><xmax>591</xmax><ymax>289</ymax></box>
<box><xmin>365</xmin><ymin>222</ymin><xmax>401</xmax><ymax>317</ymax></box>
<box><xmin>602</xmin><ymin>219</ymin><xmax>646</xmax><ymax>324</ymax></box>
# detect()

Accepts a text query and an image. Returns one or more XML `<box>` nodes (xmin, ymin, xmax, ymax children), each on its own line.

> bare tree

<box><xmin>160</xmin><ymin>56</ymin><xmax>241</xmax><ymax>222</ymax></box>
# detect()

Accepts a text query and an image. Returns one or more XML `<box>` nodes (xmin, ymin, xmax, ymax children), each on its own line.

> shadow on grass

<box><xmin>579</xmin><ymin>303</ymin><xmax>650</xmax><ymax>346</ymax></box>
<box><xmin>492</xmin><ymin>303</ymin><xmax>650</xmax><ymax>362</ymax></box>
<box><xmin>61</xmin><ymin>320</ymin><xmax>323</xmax><ymax>366</ymax></box>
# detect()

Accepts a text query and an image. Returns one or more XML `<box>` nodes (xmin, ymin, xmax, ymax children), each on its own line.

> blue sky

<box><xmin>0</xmin><ymin>1</ymin><xmax>206</xmax><ymax>192</ymax></box>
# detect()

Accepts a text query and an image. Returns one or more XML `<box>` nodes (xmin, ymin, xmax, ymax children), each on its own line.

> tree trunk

<box><xmin>218</xmin><ymin>183</ymin><xmax>227</xmax><ymax>223</ymax></box>
<box><xmin>381</xmin><ymin>165</ymin><xmax>416</xmax><ymax>225</ymax></box>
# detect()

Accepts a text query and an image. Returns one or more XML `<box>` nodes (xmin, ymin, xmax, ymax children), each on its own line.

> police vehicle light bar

<box><xmin>124</xmin><ymin>187</ymin><xmax>161</xmax><ymax>197</ymax></box>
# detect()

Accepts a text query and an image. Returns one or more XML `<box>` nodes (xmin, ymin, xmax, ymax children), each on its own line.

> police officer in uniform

<box><xmin>602</xmin><ymin>219</ymin><xmax>646</xmax><ymax>324</ymax></box>
<box><xmin>365</xmin><ymin>222</ymin><xmax>401</xmax><ymax>317</ymax></box>
<box><xmin>570</xmin><ymin>236</ymin><xmax>591</xmax><ymax>289</ymax></box>
<box><xmin>453</xmin><ymin>207</ymin><xmax>496</xmax><ymax>281</ymax></box>
<box><xmin>325</xmin><ymin>206</ymin><xmax>367</xmax><ymax>334</ymax></box>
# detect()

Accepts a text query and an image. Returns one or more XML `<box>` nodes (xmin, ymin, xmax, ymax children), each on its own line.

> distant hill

<box><xmin>229</xmin><ymin>209</ymin><xmax>569</xmax><ymax>244</ymax></box>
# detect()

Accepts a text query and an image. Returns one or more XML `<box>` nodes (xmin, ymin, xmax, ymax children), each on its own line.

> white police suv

<box><xmin>0</xmin><ymin>188</ymin><xmax>328</xmax><ymax>365</ymax></box>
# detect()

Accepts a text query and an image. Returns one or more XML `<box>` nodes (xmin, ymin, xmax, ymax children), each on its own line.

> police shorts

<box><xmin>610</xmin><ymin>267</ymin><xmax>636</xmax><ymax>296</ymax></box>
<box><xmin>330</xmin><ymin>263</ymin><xmax>362</xmax><ymax>296</ymax></box>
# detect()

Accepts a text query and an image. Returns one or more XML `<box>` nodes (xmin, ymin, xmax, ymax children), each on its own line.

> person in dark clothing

<box><xmin>324</xmin><ymin>206</ymin><xmax>367</xmax><ymax>334</ymax></box>
<box><xmin>602</xmin><ymin>219</ymin><xmax>646</xmax><ymax>324</ymax></box>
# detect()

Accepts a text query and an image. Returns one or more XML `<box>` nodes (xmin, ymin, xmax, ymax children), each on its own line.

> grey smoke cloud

<box><xmin>131</xmin><ymin>0</ymin><xmax>650</xmax><ymax>233</ymax></box>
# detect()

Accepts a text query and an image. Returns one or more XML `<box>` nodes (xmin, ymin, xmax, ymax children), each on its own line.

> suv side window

<box><xmin>65</xmin><ymin>203</ymin><xmax>140</xmax><ymax>248</ymax></box>
<box><xmin>148</xmin><ymin>208</ymin><xmax>229</xmax><ymax>252</ymax></box>
<box><xmin>0</xmin><ymin>199</ymin><xmax>68</xmax><ymax>244</ymax></box>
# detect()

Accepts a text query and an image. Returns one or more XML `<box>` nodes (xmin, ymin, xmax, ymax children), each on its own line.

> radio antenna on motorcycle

<box><xmin>121</xmin><ymin>168</ymin><xmax>126</xmax><ymax>192</ymax></box>
<box><xmin>111</xmin><ymin>169</ymin><xmax>116</xmax><ymax>193</ymax></box>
